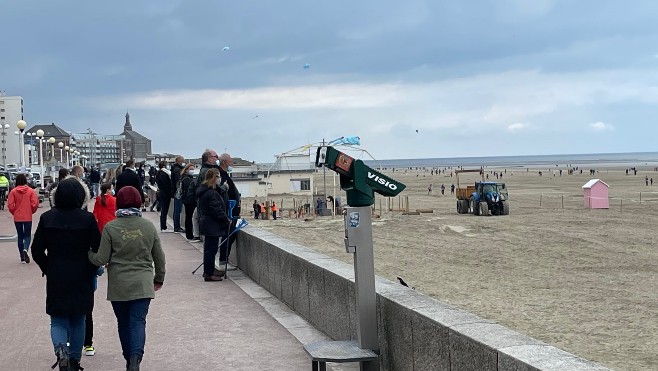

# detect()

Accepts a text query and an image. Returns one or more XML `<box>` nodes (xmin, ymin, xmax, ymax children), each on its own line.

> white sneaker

<box><xmin>84</xmin><ymin>346</ymin><xmax>95</xmax><ymax>356</ymax></box>
<box><xmin>161</xmin><ymin>229</ymin><xmax>174</xmax><ymax>233</ymax></box>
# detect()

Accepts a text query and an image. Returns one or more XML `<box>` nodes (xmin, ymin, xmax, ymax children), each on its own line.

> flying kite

<box><xmin>222</xmin><ymin>46</ymin><xmax>230</xmax><ymax>51</ymax></box>
<box><xmin>303</xmin><ymin>63</ymin><xmax>310</xmax><ymax>69</ymax></box>
<box><xmin>329</xmin><ymin>136</ymin><xmax>360</xmax><ymax>146</ymax></box>
<box><xmin>416</xmin><ymin>129</ymin><xmax>419</xmax><ymax>133</ymax></box>
<box><xmin>251</xmin><ymin>115</ymin><xmax>259</xmax><ymax>119</ymax></box>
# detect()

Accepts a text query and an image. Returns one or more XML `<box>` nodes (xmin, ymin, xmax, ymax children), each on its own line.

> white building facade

<box><xmin>0</xmin><ymin>95</ymin><xmax>24</xmax><ymax>168</ymax></box>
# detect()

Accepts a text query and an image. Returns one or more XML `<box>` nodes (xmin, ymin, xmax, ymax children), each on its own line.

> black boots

<box><xmin>68</xmin><ymin>358</ymin><xmax>84</xmax><ymax>370</ymax></box>
<box><xmin>50</xmin><ymin>344</ymin><xmax>84</xmax><ymax>371</ymax></box>
<box><xmin>127</xmin><ymin>355</ymin><xmax>142</xmax><ymax>370</ymax></box>
<box><xmin>51</xmin><ymin>344</ymin><xmax>69</xmax><ymax>370</ymax></box>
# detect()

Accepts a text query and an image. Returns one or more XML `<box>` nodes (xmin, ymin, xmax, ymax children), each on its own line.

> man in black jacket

<box><xmin>170</xmin><ymin>156</ymin><xmax>185</xmax><ymax>233</ymax></box>
<box><xmin>217</xmin><ymin>152</ymin><xmax>241</xmax><ymax>271</ymax></box>
<box><xmin>115</xmin><ymin>160</ymin><xmax>145</xmax><ymax>204</ymax></box>
<box><xmin>156</xmin><ymin>161</ymin><xmax>173</xmax><ymax>232</ymax></box>
<box><xmin>90</xmin><ymin>167</ymin><xmax>101</xmax><ymax>197</ymax></box>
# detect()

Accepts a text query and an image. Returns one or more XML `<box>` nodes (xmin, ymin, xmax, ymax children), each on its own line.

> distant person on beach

<box><xmin>428</xmin><ymin>184</ymin><xmax>432</xmax><ymax>195</ymax></box>
<box><xmin>450</xmin><ymin>184</ymin><xmax>455</xmax><ymax>194</ymax></box>
<box><xmin>646</xmin><ymin>176</ymin><xmax>649</xmax><ymax>186</ymax></box>
<box><xmin>253</xmin><ymin>199</ymin><xmax>260</xmax><ymax>219</ymax></box>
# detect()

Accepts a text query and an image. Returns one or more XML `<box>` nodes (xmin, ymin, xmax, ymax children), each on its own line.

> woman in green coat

<box><xmin>89</xmin><ymin>186</ymin><xmax>166</xmax><ymax>370</ymax></box>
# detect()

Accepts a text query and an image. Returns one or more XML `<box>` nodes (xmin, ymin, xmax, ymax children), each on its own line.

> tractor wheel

<box><xmin>461</xmin><ymin>200</ymin><xmax>469</xmax><ymax>214</ymax></box>
<box><xmin>456</xmin><ymin>201</ymin><xmax>462</xmax><ymax>214</ymax></box>
<box><xmin>502</xmin><ymin>201</ymin><xmax>510</xmax><ymax>215</ymax></box>
<box><xmin>479</xmin><ymin>202</ymin><xmax>489</xmax><ymax>216</ymax></box>
<box><xmin>471</xmin><ymin>198</ymin><xmax>480</xmax><ymax>216</ymax></box>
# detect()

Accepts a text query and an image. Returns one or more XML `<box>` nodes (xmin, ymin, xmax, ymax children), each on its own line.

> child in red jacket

<box><xmin>93</xmin><ymin>183</ymin><xmax>116</xmax><ymax>232</ymax></box>
<box><xmin>8</xmin><ymin>173</ymin><xmax>39</xmax><ymax>263</ymax></box>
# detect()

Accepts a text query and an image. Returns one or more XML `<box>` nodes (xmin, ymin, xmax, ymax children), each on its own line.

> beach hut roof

<box><xmin>582</xmin><ymin>179</ymin><xmax>609</xmax><ymax>189</ymax></box>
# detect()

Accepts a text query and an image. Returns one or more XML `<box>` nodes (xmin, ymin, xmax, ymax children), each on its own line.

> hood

<box><xmin>195</xmin><ymin>183</ymin><xmax>212</xmax><ymax>198</ymax></box>
<box><xmin>13</xmin><ymin>185</ymin><xmax>32</xmax><ymax>194</ymax></box>
<box><xmin>53</xmin><ymin>176</ymin><xmax>91</xmax><ymax>209</ymax></box>
<box><xmin>160</xmin><ymin>168</ymin><xmax>171</xmax><ymax>176</ymax></box>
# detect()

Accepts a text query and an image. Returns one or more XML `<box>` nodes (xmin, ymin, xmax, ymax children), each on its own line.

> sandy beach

<box><xmin>248</xmin><ymin>163</ymin><xmax>658</xmax><ymax>371</ymax></box>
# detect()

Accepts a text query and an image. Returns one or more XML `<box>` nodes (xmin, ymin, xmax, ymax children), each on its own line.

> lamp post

<box><xmin>69</xmin><ymin>148</ymin><xmax>74</xmax><ymax>166</ymax></box>
<box><xmin>65</xmin><ymin>145</ymin><xmax>70</xmax><ymax>167</ymax></box>
<box><xmin>36</xmin><ymin>129</ymin><xmax>44</xmax><ymax>189</ymax></box>
<box><xmin>48</xmin><ymin>137</ymin><xmax>56</xmax><ymax>160</ymax></box>
<box><xmin>1</xmin><ymin>123</ymin><xmax>9</xmax><ymax>168</ymax></box>
<box><xmin>16</xmin><ymin>120</ymin><xmax>27</xmax><ymax>168</ymax></box>
<box><xmin>58</xmin><ymin>142</ymin><xmax>63</xmax><ymax>167</ymax></box>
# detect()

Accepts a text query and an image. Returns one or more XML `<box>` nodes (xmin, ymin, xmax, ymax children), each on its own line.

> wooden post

<box><xmin>540</xmin><ymin>194</ymin><xmax>542</xmax><ymax>207</ymax></box>
<box><xmin>640</xmin><ymin>192</ymin><xmax>642</xmax><ymax>204</ymax></box>
<box><xmin>379</xmin><ymin>199</ymin><xmax>382</xmax><ymax>218</ymax></box>
<box><xmin>405</xmin><ymin>195</ymin><xmax>410</xmax><ymax>213</ymax></box>
<box><xmin>620</xmin><ymin>199</ymin><xmax>623</xmax><ymax>214</ymax></box>
<box><xmin>561</xmin><ymin>195</ymin><xmax>564</xmax><ymax>209</ymax></box>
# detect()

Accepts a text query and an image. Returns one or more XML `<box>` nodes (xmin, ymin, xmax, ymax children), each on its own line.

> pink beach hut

<box><xmin>582</xmin><ymin>179</ymin><xmax>609</xmax><ymax>209</ymax></box>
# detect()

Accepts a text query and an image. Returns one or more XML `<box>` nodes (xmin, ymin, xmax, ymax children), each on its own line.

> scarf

<box><xmin>115</xmin><ymin>208</ymin><xmax>142</xmax><ymax>217</ymax></box>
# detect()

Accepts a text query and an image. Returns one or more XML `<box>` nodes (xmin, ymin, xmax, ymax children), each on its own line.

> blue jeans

<box><xmin>15</xmin><ymin>221</ymin><xmax>32</xmax><ymax>255</ymax></box>
<box><xmin>51</xmin><ymin>314</ymin><xmax>86</xmax><ymax>361</ymax></box>
<box><xmin>111</xmin><ymin>299</ymin><xmax>151</xmax><ymax>361</ymax></box>
<box><xmin>173</xmin><ymin>198</ymin><xmax>182</xmax><ymax>230</ymax></box>
<box><xmin>92</xmin><ymin>183</ymin><xmax>100</xmax><ymax>198</ymax></box>
<box><xmin>203</xmin><ymin>235</ymin><xmax>220</xmax><ymax>276</ymax></box>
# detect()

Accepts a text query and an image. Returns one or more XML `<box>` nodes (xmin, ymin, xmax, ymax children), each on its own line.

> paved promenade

<box><xmin>0</xmin><ymin>201</ymin><xmax>344</xmax><ymax>370</ymax></box>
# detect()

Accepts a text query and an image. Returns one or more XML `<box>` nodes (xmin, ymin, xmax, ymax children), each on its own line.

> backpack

<box><xmin>174</xmin><ymin>177</ymin><xmax>183</xmax><ymax>199</ymax></box>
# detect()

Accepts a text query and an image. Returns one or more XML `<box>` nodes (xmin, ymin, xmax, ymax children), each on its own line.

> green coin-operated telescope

<box><xmin>315</xmin><ymin>146</ymin><xmax>406</xmax><ymax>207</ymax></box>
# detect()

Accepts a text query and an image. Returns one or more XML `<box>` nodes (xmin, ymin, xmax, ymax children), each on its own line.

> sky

<box><xmin>2</xmin><ymin>0</ymin><xmax>658</xmax><ymax>163</ymax></box>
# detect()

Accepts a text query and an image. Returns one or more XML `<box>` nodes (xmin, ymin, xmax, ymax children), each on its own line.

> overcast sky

<box><xmin>3</xmin><ymin>0</ymin><xmax>658</xmax><ymax>163</ymax></box>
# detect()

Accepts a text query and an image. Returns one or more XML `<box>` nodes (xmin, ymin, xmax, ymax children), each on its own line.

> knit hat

<box><xmin>116</xmin><ymin>186</ymin><xmax>142</xmax><ymax>209</ymax></box>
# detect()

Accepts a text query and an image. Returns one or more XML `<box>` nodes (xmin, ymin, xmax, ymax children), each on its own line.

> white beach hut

<box><xmin>582</xmin><ymin>179</ymin><xmax>609</xmax><ymax>209</ymax></box>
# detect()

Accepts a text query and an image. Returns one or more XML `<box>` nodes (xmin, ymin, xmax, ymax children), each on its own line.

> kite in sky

<box><xmin>329</xmin><ymin>136</ymin><xmax>360</xmax><ymax>146</ymax></box>
<box><xmin>222</xmin><ymin>46</ymin><xmax>230</xmax><ymax>51</ymax></box>
<box><xmin>303</xmin><ymin>63</ymin><xmax>310</xmax><ymax>69</ymax></box>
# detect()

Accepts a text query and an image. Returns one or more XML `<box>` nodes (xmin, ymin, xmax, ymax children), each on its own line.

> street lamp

<box><xmin>48</xmin><ymin>137</ymin><xmax>56</xmax><ymax>159</ymax></box>
<box><xmin>16</xmin><ymin>120</ymin><xmax>27</xmax><ymax>168</ymax></box>
<box><xmin>57</xmin><ymin>142</ymin><xmax>63</xmax><ymax>166</ymax></box>
<box><xmin>36</xmin><ymin>129</ymin><xmax>44</xmax><ymax>189</ymax></box>
<box><xmin>69</xmin><ymin>148</ymin><xmax>74</xmax><ymax>166</ymax></box>
<box><xmin>1</xmin><ymin>123</ymin><xmax>10</xmax><ymax>169</ymax></box>
<box><xmin>65</xmin><ymin>145</ymin><xmax>70</xmax><ymax>167</ymax></box>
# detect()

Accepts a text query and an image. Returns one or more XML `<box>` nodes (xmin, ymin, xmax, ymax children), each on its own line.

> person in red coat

<box><xmin>93</xmin><ymin>183</ymin><xmax>116</xmax><ymax>232</ymax></box>
<box><xmin>8</xmin><ymin>173</ymin><xmax>39</xmax><ymax>263</ymax></box>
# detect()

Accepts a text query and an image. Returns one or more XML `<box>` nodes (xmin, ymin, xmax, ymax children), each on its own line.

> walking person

<box><xmin>196</xmin><ymin>168</ymin><xmax>229</xmax><ymax>282</ymax></box>
<box><xmin>88</xmin><ymin>186</ymin><xmax>166</xmax><ymax>370</ymax></box>
<box><xmin>8</xmin><ymin>173</ymin><xmax>39</xmax><ymax>263</ymax></box>
<box><xmin>272</xmin><ymin>202</ymin><xmax>278</xmax><ymax>220</ymax></box>
<box><xmin>170</xmin><ymin>156</ymin><xmax>185</xmax><ymax>233</ymax></box>
<box><xmin>90</xmin><ymin>167</ymin><xmax>101</xmax><ymax>198</ymax></box>
<box><xmin>31</xmin><ymin>177</ymin><xmax>100</xmax><ymax>370</ymax></box>
<box><xmin>115</xmin><ymin>160</ymin><xmax>145</xmax><ymax>206</ymax></box>
<box><xmin>156</xmin><ymin>161</ymin><xmax>173</xmax><ymax>232</ymax></box>
<box><xmin>180</xmin><ymin>164</ymin><xmax>197</xmax><ymax>240</ymax></box>
<box><xmin>84</xmin><ymin>182</ymin><xmax>116</xmax><ymax>357</ymax></box>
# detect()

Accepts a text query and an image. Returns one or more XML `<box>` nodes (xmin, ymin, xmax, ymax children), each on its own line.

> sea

<box><xmin>362</xmin><ymin>152</ymin><xmax>658</xmax><ymax>169</ymax></box>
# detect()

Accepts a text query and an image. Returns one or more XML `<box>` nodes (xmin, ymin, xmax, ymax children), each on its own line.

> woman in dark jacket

<box><xmin>196</xmin><ymin>168</ymin><xmax>229</xmax><ymax>281</ymax></box>
<box><xmin>180</xmin><ymin>164</ymin><xmax>196</xmax><ymax>240</ymax></box>
<box><xmin>156</xmin><ymin>161</ymin><xmax>172</xmax><ymax>232</ymax></box>
<box><xmin>31</xmin><ymin>178</ymin><xmax>101</xmax><ymax>371</ymax></box>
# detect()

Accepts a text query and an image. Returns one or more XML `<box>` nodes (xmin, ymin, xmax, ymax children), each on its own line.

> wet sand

<box><xmin>250</xmin><ymin>164</ymin><xmax>658</xmax><ymax>370</ymax></box>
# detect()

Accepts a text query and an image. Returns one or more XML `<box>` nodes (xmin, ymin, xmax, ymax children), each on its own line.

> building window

<box><xmin>300</xmin><ymin>179</ymin><xmax>310</xmax><ymax>191</ymax></box>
